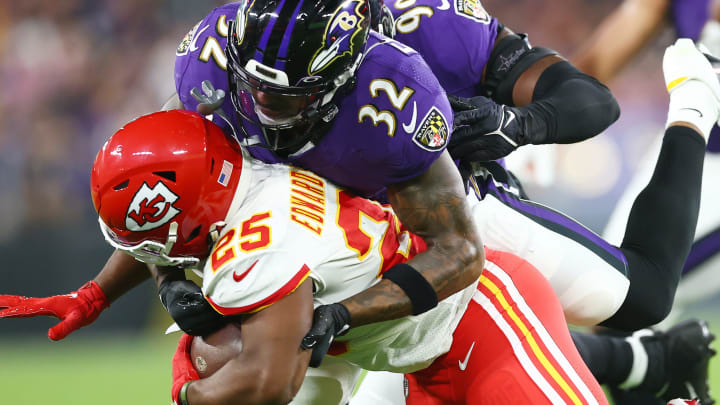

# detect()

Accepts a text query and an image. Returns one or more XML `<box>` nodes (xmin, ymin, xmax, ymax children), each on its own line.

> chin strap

<box><xmin>99</xmin><ymin>218</ymin><xmax>200</xmax><ymax>268</ymax></box>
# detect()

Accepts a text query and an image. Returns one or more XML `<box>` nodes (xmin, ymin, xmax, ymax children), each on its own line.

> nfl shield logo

<box><xmin>412</xmin><ymin>106</ymin><xmax>449</xmax><ymax>152</ymax></box>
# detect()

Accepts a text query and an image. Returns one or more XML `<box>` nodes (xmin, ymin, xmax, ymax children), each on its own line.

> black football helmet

<box><xmin>226</xmin><ymin>0</ymin><xmax>371</xmax><ymax>154</ymax></box>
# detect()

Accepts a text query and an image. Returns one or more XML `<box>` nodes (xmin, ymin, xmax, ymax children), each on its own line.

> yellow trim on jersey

<box><xmin>666</xmin><ymin>76</ymin><xmax>688</xmax><ymax>92</ymax></box>
<box><xmin>479</xmin><ymin>274</ymin><xmax>584</xmax><ymax>405</ymax></box>
<box><xmin>248</xmin><ymin>272</ymin><xmax>312</xmax><ymax>313</ymax></box>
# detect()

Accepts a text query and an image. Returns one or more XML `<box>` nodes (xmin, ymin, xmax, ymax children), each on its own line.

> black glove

<box><xmin>448</xmin><ymin>94</ymin><xmax>529</xmax><ymax>162</ymax></box>
<box><xmin>300</xmin><ymin>303</ymin><xmax>351</xmax><ymax>367</ymax></box>
<box><xmin>158</xmin><ymin>279</ymin><xmax>227</xmax><ymax>337</ymax></box>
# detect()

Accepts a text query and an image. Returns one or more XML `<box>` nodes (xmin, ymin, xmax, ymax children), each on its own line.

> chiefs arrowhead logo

<box><xmin>125</xmin><ymin>181</ymin><xmax>181</xmax><ymax>231</ymax></box>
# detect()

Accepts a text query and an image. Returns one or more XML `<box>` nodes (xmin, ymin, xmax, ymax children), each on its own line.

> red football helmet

<box><xmin>91</xmin><ymin>110</ymin><xmax>244</xmax><ymax>267</ymax></box>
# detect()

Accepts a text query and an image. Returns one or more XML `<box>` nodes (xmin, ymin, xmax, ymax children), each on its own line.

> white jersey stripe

<box><xmin>473</xmin><ymin>290</ymin><xmax>565</xmax><ymax>404</ymax></box>
<box><xmin>484</xmin><ymin>261</ymin><xmax>599</xmax><ymax>405</ymax></box>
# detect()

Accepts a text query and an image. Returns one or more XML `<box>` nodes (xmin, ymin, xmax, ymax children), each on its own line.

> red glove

<box><xmin>0</xmin><ymin>281</ymin><xmax>109</xmax><ymax>341</ymax></box>
<box><xmin>172</xmin><ymin>333</ymin><xmax>200</xmax><ymax>405</ymax></box>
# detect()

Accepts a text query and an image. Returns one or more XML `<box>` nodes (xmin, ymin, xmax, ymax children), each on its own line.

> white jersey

<box><xmin>201</xmin><ymin>156</ymin><xmax>478</xmax><ymax>373</ymax></box>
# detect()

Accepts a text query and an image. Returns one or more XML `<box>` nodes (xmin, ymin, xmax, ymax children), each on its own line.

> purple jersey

<box><xmin>671</xmin><ymin>0</ymin><xmax>711</xmax><ymax>41</ymax></box>
<box><xmin>175</xmin><ymin>4</ymin><xmax>452</xmax><ymax>197</ymax></box>
<box><xmin>389</xmin><ymin>0</ymin><xmax>498</xmax><ymax>97</ymax></box>
<box><xmin>175</xmin><ymin>4</ymin><xmax>238</xmax><ymax>136</ymax></box>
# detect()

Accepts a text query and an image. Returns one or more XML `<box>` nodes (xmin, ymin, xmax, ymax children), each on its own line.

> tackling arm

<box><xmin>183</xmin><ymin>280</ymin><xmax>314</xmax><ymax>405</ymax></box>
<box><xmin>339</xmin><ymin>151</ymin><xmax>484</xmax><ymax>326</ymax></box>
<box><xmin>95</xmin><ymin>250</ymin><xmax>152</xmax><ymax>302</ymax></box>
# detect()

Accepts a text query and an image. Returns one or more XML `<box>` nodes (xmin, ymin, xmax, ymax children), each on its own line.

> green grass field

<box><xmin>1</xmin><ymin>324</ymin><xmax>718</xmax><ymax>405</ymax></box>
<box><xmin>0</xmin><ymin>334</ymin><xmax>179</xmax><ymax>404</ymax></box>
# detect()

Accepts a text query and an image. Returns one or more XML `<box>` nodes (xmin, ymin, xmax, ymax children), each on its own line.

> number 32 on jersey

<box><xmin>358</xmin><ymin>78</ymin><xmax>416</xmax><ymax>137</ymax></box>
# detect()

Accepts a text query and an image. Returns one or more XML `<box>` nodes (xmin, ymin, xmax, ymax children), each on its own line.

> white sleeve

<box><xmin>202</xmin><ymin>250</ymin><xmax>311</xmax><ymax>315</ymax></box>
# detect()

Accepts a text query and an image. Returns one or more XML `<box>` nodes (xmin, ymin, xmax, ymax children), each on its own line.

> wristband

<box><xmin>179</xmin><ymin>381</ymin><xmax>191</xmax><ymax>405</ymax></box>
<box><xmin>382</xmin><ymin>263</ymin><xmax>438</xmax><ymax>315</ymax></box>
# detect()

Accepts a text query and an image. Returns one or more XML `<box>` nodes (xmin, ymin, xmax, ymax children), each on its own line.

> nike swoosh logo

<box><xmin>190</xmin><ymin>25</ymin><xmax>210</xmax><ymax>52</ymax></box>
<box><xmin>503</xmin><ymin>108</ymin><xmax>516</xmax><ymax>128</ymax></box>
<box><xmin>438</xmin><ymin>0</ymin><xmax>450</xmax><ymax>10</ymax></box>
<box><xmin>680</xmin><ymin>107</ymin><xmax>703</xmax><ymax>117</ymax></box>
<box><xmin>233</xmin><ymin>259</ymin><xmax>259</xmax><ymax>283</ymax></box>
<box><xmin>402</xmin><ymin>101</ymin><xmax>418</xmax><ymax>133</ymax></box>
<box><xmin>458</xmin><ymin>341</ymin><xmax>475</xmax><ymax>371</ymax></box>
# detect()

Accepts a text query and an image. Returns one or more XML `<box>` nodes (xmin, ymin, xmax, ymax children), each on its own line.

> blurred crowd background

<box><xmin>0</xmin><ymin>0</ymin><xmax>707</xmax><ymax>335</ymax></box>
<box><xmin>0</xmin><ymin>0</ymin><xmax>227</xmax><ymax>335</ymax></box>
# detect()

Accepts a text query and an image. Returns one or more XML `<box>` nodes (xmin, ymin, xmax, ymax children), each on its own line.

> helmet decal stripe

<box><xmin>275</xmin><ymin>0</ymin><xmax>307</xmax><ymax>71</ymax></box>
<box><xmin>262</xmin><ymin>0</ymin><xmax>301</xmax><ymax>69</ymax></box>
<box><xmin>254</xmin><ymin>0</ymin><xmax>287</xmax><ymax>63</ymax></box>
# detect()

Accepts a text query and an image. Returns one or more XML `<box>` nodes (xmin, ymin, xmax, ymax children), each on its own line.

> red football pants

<box><xmin>405</xmin><ymin>249</ymin><xmax>608</xmax><ymax>405</ymax></box>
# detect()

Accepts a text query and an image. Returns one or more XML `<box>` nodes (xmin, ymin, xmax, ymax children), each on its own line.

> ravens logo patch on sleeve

<box><xmin>412</xmin><ymin>107</ymin><xmax>449</xmax><ymax>151</ymax></box>
<box><xmin>454</xmin><ymin>0</ymin><xmax>491</xmax><ymax>24</ymax></box>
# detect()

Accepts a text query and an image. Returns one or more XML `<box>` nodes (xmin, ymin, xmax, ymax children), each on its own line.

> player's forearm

<box><xmin>187</xmin><ymin>365</ymin><xmax>298</xmax><ymax>405</ymax></box>
<box><xmin>484</xmin><ymin>29</ymin><xmax>619</xmax><ymax>147</ymax></box>
<box><xmin>515</xmin><ymin>60</ymin><xmax>620</xmax><ymax>145</ymax></box>
<box><xmin>341</xmin><ymin>153</ymin><xmax>484</xmax><ymax>326</ymax></box>
<box><xmin>187</xmin><ymin>358</ymin><xmax>306</xmax><ymax>405</ymax></box>
<box><xmin>342</xmin><ymin>236</ymin><xmax>484</xmax><ymax>327</ymax></box>
<box><xmin>502</xmin><ymin>46</ymin><xmax>620</xmax><ymax>145</ymax></box>
<box><xmin>150</xmin><ymin>264</ymin><xmax>187</xmax><ymax>288</ymax></box>
<box><xmin>188</xmin><ymin>283</ymin><xmax>313</xmax><ymax>404</ymax></box>
<box><xmin>93</xmin><ymin>249</ymin><xmax>151</xmax><ymax>303</ymax></box>
<box><xmin>570</xmin><ymin>0</ymin><xmax>669</xmax><ymax>82</ymax></box>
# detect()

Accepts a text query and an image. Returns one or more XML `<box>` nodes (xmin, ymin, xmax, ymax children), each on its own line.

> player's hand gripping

<box><xmin>448</xmin><ymin>94</ymin><xmax>530</xmax><ymax>162</ymax></box>
<box><xmin>171</xmin><ymin>333</ymin><xmax>200</xmax><ymax>405</ymax></box>
<box><xmin>0</xmin><ymin>281</ymin><xmax>109</xmax><ymax>340</ymax></box>
<box><xmin>300</xmin><ymin>303</ymin><xmax>351</xmax><ymax>367</ymax></box>
<box><xmin>159</xmin><ymin>278</ymin><xmax>227</xmax><ymax>337</ymax></box>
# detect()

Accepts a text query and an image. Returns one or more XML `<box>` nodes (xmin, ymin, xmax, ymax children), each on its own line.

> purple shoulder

<box><xmin>174</xmin><ymin>3</ymin><xmax>239</xmax><ymax>133</ymax></box>
<box><xmin>390</xmin><ymin>0</ymin><xmax>498</xmax><ymax>96</ymax></box>
<box><xmin>315</xmin><ymin>33</ymin><xmax>452</xmax><ymax>189</ymax></box>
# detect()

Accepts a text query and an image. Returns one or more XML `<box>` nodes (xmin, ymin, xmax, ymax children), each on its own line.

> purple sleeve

<box><xmin>340</xmin><ymin>35</ymin><xmax>453</xmax><ymax>186</ymax></box>
<box><xmin>671</xmin><ymin>0</ymin><xmax>711</xmax><ymax>41</ymax></box>
<box><xmin>174</xmin><ymin>4</ymin><xmax>239</xmax><ymax>134</ymax></box>
<box><xmin>390</xmin><ymin>0</ymin><xmax>498</xmax><ymax>97</ymax></box>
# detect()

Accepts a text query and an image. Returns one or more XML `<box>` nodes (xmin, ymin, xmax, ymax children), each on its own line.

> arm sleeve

<box><xmin>518</xmin><ymin>60</ymin><xmax>621</xmax><ymax>145</ymax></box>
